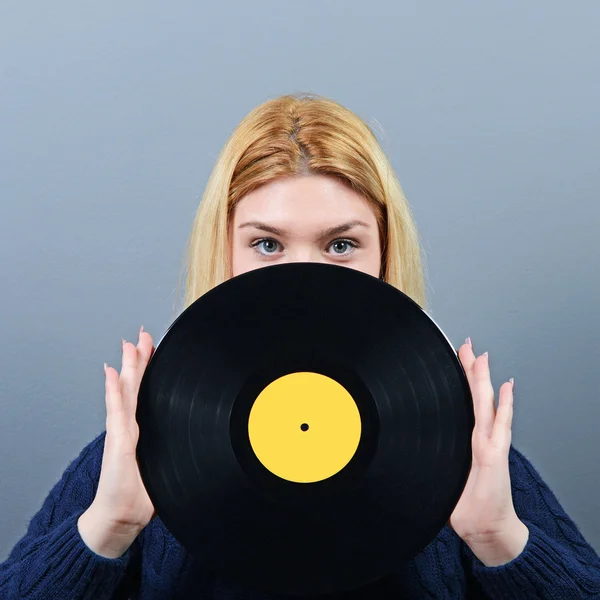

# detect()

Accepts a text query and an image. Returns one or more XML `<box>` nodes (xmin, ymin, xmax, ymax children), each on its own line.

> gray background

<box><xmin>1</xmin><ymin>0</ymin><xmax>599</xmax><ymax>560</ymax></box>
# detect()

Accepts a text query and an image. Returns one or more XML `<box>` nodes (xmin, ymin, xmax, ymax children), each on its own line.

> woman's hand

<box><xmin>78</xmin><ymin>326</ymin><xmax>156</xmax><ymax>558</ymax></box>
<box><xmin>449</xmin><ymin>338</ymin><xmax>529</xmax><ymax>567</ymax></box>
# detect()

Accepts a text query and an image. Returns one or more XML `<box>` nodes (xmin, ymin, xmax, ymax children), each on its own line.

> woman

<box><xmin>1</xmin><ymin>93</ymin><xmax>599</xmax><ymax>599</ymax></box>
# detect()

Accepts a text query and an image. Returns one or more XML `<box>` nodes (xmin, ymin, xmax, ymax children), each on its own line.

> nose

<box><xmin>286</xmin><ymin>246</ymin><xmax>323</xmax><ymax>264</ymax></box>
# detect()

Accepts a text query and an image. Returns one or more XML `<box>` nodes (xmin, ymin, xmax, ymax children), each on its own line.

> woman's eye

<box><xmin>252</xmin><ymin>238</ymin><xmax>280</xmax><ymax>255</ymax></box>
<box><xmin>329</xmin><ymin>239</ymin><xmax>357</xmax><ymax>255</ymax></box>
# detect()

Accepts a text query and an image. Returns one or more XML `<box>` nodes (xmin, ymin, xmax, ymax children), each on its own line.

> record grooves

<box><xmin>136</xmin><ymin>262</ymin><xmax>474</xmax><ymax>595</ymax></box>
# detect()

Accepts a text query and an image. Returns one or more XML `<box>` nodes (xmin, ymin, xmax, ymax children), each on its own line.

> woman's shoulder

<box><xmin>46</xmin><ymin>431</ymin><xmax>107</xmax><ymax>503</ymax></box>
<box><xmin>507</xmin><ymin>444</ymin><xmax>577</xmax><ymax>529</ymax></box>
<box><xmin>65</xmin><ymin>431</ymin><xmax>106</xmax><ymax>476</ymax></box>
<box><xmin>507</xmin><ymin>445</ymin><xmax>551</xmax><ymax>490</ymax></box>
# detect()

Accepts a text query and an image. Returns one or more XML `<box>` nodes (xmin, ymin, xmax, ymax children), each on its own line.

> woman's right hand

<box><xmin>77</xmin><ymin>326</ymin><xmax>156</xmax><ymax>558</ymax></box>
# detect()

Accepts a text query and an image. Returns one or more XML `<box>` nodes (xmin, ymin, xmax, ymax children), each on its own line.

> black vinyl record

<box><xmin>136</xmin><ymin>262</ymin><xmax>474</xmax><ymax>596</ymax></box>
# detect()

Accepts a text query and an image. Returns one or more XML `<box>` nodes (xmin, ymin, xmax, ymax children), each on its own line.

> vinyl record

<box><xmin>136</xmin><ymin>262</ymin><xmax>474</xmax><ymax>596</ymax></box>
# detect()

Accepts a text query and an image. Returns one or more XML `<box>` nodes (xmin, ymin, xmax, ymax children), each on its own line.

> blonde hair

<box><xmin>179</xmin><ymin>92</ymin><xmax>428</xmax><ymax>312</ymax></box>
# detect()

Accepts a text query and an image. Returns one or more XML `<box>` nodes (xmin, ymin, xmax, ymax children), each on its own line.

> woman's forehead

<box><xmin>231</xmin><ymin>175</ymin><xmax>378</xmax><ymax>229</ymax></box>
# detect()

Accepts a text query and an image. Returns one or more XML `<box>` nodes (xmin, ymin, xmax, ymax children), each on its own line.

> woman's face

<box><xmin>229</xmin><ymin>174</ymin><xmax>381</xmax><ymax>278</ymax></box>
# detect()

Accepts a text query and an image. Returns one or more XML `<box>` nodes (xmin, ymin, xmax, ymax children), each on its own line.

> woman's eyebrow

<box><xmin>238</xmin><ymin>221</ymin><xmax>286</xmax><ymax>235</ymax></box>
<box><xmin>319</xmin><ymin>220</ymin><xmax>370</xmax><ymax>238</ymax></box>
<box><xmin>238</xmin><ymin>220</ymin><xmax>370</xmax><ymax>238</ymax></box>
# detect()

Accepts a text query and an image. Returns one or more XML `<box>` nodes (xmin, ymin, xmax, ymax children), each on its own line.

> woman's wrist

<box><xmin>77</xmin><ymin>502</ymin><xmax>142</xmax><ymax>559</ymax></box>
<box><xmin>464</xmin><ymin>518</ymin><xmax>530</xmax><ymax>567</ymax></box>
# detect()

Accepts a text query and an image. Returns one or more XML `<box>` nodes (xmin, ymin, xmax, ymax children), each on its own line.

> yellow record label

<box><xmin>248</xmin><ymin>372</ymin><xmax>361</xmax><ymax>483</ymax></box>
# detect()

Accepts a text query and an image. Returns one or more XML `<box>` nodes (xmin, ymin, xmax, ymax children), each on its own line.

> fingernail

<box><xmin>465</xmin><ymin>337</ymin><xmax>472</xmax><ymax>347</ymax></box>
<box><xmin>140</xmin><ymin>325</ymin><xmax>144</xmax><ymax>335</ymax></box>
<box><xmin>104</xmin><ymin>362</ymin><xmax>108</xmax><ymax>375</ymax></box>
<box><xmin>122</xmin><ymin>338</ymin><xmax>126</xmax><ymax>349</ymax></box>
<box><xmin>483</xmin><ymin>351</ymin><xmax>489</xmax><ymax>365</ymax></box>
<box><xmin>510</xmin><ymin>377</ymin><xmax>515</xmax><ymax>389</ymax></box>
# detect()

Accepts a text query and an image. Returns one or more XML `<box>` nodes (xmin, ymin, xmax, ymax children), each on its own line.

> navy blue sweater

<box><xmin>1</xmin><ymin>432</ymin><xmax>599</xmax><ymax>599</ymax></box>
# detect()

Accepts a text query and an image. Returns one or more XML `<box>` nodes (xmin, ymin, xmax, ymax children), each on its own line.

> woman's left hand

<box><xmin>449</xmin><ymin>338</ymin><xmax>529</xmax><ymax>567</ymax></box>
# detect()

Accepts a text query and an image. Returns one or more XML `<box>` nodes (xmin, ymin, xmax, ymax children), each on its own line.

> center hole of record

<box><xmin>300</xmin><ymin>423</ymin><xmax>309</xmax><ymax>431</ymax></box>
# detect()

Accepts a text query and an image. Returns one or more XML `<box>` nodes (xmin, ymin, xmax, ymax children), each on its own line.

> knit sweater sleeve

<box><xmin>0</xmin><ymin>432</ymin><xmax>134</xmax><ymax>600</ymax></box>
<box><xmin>463</xmin><ymin>446</ymin><xmax>600</xmax><ymax>599</ymax></box>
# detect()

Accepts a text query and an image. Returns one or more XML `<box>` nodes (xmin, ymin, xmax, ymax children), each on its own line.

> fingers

<box><xmin>120</xmin><ymin>340</ymin><xmax>140</xmax><ymax>416</ymax></box>
<box><xmin>472</xmin><ymin>352</ymin><xmax>496</xmax><ymax>438</ymax></box>
<box><xmin>136</xmin><ymin>327</ymin><xmax>155</xmax><ymax>389</ymax></box>
<box><xmin>458</xmin><ymin>339</ymin><xmax>477</xmax><ymax>375</ymax></box>
<box><xmin>491</xmin><ymin>380</ymin><xmax>514</xmax><ymax>450</ymax></box>
<box><xmin>136</xmin><ymin>326</ymin><xmax>155</xmax><ymax>365</ymax></box>
<box><xmin>459</xmin><ymin>339</ymin><xmax>515</xmax><ymax>450</ymax></box>
<box><xmin>104</xmin><ymin>363</ymin><xmax>126</xmax><ymax>431</ymax></box>
<box><xmin>459</xmin><ymin>341</ymin><xmax>496</xmax><ymax>438</ymax></box>
<box><xmin>110</xmin><ymin>327</ymin><xmax>155</xmax><ymax>419</ymax></box>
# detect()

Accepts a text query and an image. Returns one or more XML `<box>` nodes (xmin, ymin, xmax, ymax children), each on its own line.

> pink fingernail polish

<box><xmin>465</xmin><ymin>337</ymin><xmax>472</xmax><ymax>347</ymax></box>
